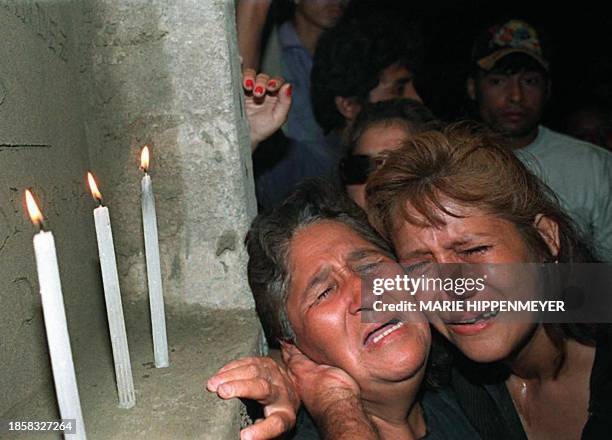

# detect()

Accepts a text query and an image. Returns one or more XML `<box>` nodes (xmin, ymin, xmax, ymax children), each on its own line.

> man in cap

<box><xmin>467</xmin><ymin>19</ymin><xmax>612</xmax><ymax>261</ymax></box>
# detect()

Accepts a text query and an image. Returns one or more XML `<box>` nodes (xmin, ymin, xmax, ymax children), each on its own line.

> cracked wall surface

<box><xmin>0</xmin><ymin>2</ymin><xmax>107</xmax><ymax>417</ymax></box>
<box><xmin>76</xmin><ymin>0</ymin><xmax>256</xmax><ymax>308</ymax></box>
<box><xmin>1</xmin><ymin>0</ymin><xmax>257</xmax><ymax>420</ymax></box>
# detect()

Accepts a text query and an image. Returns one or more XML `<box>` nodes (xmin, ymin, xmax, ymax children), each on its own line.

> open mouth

<box><xmin>364</xmin><ymin>319</ymin><xmax>405</xmax><ymax>346</ymax></box>
<box><xmin>447</xmin><ymin>308</ymin><xmax>500</xmax><ymax>325</ymax></box>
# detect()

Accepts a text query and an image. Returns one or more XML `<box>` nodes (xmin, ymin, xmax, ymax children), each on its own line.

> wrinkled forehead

<box><xmin>288</xmin><ymin>220</ymin><xmax>390</xmax><ymax>270</ymax></box>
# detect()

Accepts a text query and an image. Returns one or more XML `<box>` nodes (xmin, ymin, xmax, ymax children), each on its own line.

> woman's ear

<box><xmin>534</xmin><ymin>214</ymin><xmax>560</xmax><ymax>258</ymax></box>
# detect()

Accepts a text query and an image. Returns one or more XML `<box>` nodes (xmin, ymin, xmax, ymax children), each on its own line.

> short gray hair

<box><xmin>246</xmin><ymin>178</ymin><xmax>393</xmax><ymax>347</ymax></box>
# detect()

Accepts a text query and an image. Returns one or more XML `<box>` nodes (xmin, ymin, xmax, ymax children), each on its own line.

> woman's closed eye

<box><xmin>354</xmin><ymin>260</ymin><xmax>383</xmax><ymax>275</ymax></box>
<box><xmin>403</xmin><ymin>261</ymin><xmax>430</xmax><ymax>274</ymax></box>
<box><xmin>460</xmin><ymin>245</ymin><xmax>491</xmax><ymax>256</ymax></box>
<box><xmin>314</xmin><ymin>284</ymin><xmax>336</xmax><ymax>305</ymax></box>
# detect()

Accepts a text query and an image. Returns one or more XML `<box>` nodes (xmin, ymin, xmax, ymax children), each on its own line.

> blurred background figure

<box><xmin>237</xmin><ymin>0</ymin><xmax>350</xmax><ymax>145</ymax></box>
<box><xmin>252</xmin><ymin>8</ymin><xmax>424</xmax><ymax>211</ymax></box>
<box><xmin>564</xmin><ymin>103</ymin><xmax>612</xmax><ymax>152</ymax></box>
<box><xmin>465</xmin><ymin>18</ymin><xmax>612</xmax><ymax>261</ymax></box>
<box><xmin>340</xmin><ymin>99</ymin><xmax>440</xmax><ymax>209</ymax></box>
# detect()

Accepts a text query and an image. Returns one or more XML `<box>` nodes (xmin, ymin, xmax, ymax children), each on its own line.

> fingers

<box><xmin>215</xmin><ymin>378</ymin><xmax>276</xmax><ymax>403</ymax></box>
<box><xmin>280</xmin><ymin>341</ymin><xmax>307</xmax><ymax>365</ymax></box>
<box><xmin>274</xmin><ymin>84</ymin><xmax>292</xmax><ymax>120</ymax></box>
<box><xmin>253</xmin><ymin>72</ymin><xmax>270</xmax><ymax>98</ymax></box>
<box><xmin>208</xmin><ymin>358</ymin><xmax>273</xmax><ymax>392</ymax></box>
<box><xmin>240</xmin><ymin>412</ymin><xmax>294</xmax><ymax>440</ymax></box>
<box><xmin>243</xmin><ymin>68</ymin><xmax>257</xmax><ymax>91</ymax></box>
<box><xmin>217</xmin><ymin>356</ymin><xmax>270</xmax><ymax>375</ymax></box>
<box><xmin>242</xmin><ymin>70</ymin><xmax>286</xmax><ymax>97</ymax></box>
<box><xmin>266</xmin><ymin>76</ymin><xmax>285</xmax><ymax>93</ymax></box>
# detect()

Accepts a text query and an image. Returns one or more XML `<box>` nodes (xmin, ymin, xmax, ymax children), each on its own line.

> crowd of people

<box><xmin>209</xmin><ymin>3</ymin><xmax>612</xmax><ymax>439</ymax></box>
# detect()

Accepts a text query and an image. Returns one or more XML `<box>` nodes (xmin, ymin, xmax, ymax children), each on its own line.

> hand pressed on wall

<box><xmin>207</xmin><ymin>355</ymin><xmax>300</xmax><ymax>440</ymax></box>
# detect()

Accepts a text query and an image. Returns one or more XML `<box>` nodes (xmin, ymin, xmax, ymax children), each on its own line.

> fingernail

<box><xmin>219</xmin><ymin>384</ymin><xmax>232</xmax><ymax>396</ymax></box>
<box><xmin>286</xmin><ymin>85</ymin><xmax>292</xmax><ymax>97</ymax></box>
<box><xmin>254</xmin><ymin>86</ymin><xmax>264</xmax><ymax>95</ymax></box>
<box><xmin>268</xmin><ymin>80</ymin><xmax>277</xmax><ymax>88</ymax></box>
<box><xmin>245</xmin><ymin>79</ymin><xmax>254</xmax><ymax>89</ymax></box>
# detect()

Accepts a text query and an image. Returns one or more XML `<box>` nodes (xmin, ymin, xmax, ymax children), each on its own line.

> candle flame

<box><xmin>25</xmin><ymin>189</ymin><xmax>44</xmax><ymax>227</ymax></box>
<box><xmin>140</xmin><ymin>145</ymin><xmax>150</xmax><ymax>172</ymax></box>
<box><xmin>87</xmin><ymin>172</ymin><xmax>103</xmax><ymax>202</ymax></box>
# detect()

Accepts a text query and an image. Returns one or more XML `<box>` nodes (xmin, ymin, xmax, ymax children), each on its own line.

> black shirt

<box><xmin>452</xmin><ymin>325</ymin><xmax>612</xmax><ymax>440</ymax></box>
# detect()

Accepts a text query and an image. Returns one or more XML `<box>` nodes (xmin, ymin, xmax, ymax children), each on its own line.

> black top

<box><xmin>452</xmin><ymin>324</ymin><xmax>612</xmax><ymax>440</ymax></box>
<box><xmin>292</xmin><ymin>386</ymin><xmax>481</xmax><ymax>439</ymax></box>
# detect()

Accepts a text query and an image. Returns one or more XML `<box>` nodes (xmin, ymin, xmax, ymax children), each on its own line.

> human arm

<box><xmin>281</xmin><ymin>342</ymin><xmax>380</xmax><ymax>440</ymax></box>
<box><xmin>243</xmin><ymin>68</ymin><xmax>292</xmax><ymax>151</ymax></box>
<box><xmin>236</xmin><ymin>0</ymin><xmax>272</xmax><ymax>71</ymax></box>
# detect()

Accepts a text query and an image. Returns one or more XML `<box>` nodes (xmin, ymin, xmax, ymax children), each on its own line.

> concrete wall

<box><xmin>76</xmin><ymin>0</ymin><xmax>256</xmax><ymax>308</ymax></box>
<box><xmin>0</xmin><ymin>1</ymin><xmax>107</xmax><ymax>417</ymax></box>
<box><xmin>1</xmin><ymin>0</ymin><xmax>257</xmax><ymax>422</ymax></box>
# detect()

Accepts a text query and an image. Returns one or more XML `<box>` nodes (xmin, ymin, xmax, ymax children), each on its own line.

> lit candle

<box><xmin>25</xmin><ymin>190</ymin><xmax>87</xmax><ymax>439</ymax></box>
<box><xmin>139</xmin><ymin>146</ymin><xmax>169</xmax><ymax>368</ymax></box>
<box><xmin>87</xmin><ymin>173</ymin><xmax>136</xmax><ymax>408</ymax></box>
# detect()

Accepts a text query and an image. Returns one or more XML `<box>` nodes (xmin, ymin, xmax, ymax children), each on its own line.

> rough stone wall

<box><xmin>76</xmin><ymin>0</ymin><xmax>256</xmax><ymax>308</ymax></box>
<box><xmin>0</xmin><ymin>1</ymin><xmax>107</xmax><ymax>417</ymax></box>
<box><xmin>1</xmin><ymin>0</ymin><xmax>258</xmax><ymax>422</ymax></box>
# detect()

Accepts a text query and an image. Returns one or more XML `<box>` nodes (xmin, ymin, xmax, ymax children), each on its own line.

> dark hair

<box><xmin>345</xmin><ymin>99</ymin><xmax>441</xmax><ymax>155</ymax></box>
<box><xmin>366</xmin><ymin>123</ymin><xmax>593</xmax><ymax>262</ymax></box>
<box><xmin>311</xmin><ymin>13</ymin><xmax>423</xmax><ymax>133</ymax></box>
<box><xmin>246</xmin><ymin>178</ymin><xmax>392</xmax><ymax>347</ymax></box>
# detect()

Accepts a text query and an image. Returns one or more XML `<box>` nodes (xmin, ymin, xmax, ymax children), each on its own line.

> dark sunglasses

<box><xmin>339</xmin><ymin>154</ymin><xmax>384</xmax><ymax>185</ymax></box>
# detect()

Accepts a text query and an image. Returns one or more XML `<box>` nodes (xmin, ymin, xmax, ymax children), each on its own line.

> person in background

<box><xmin>466</xmin><ymin>19</ymin><xmax>612</xmax><ymax>261</ymax></box>
<box><xmin>310</xmin><ymin>12</ymin><xmax>422</xmax><ymax>140</ymax></box>
<box><xmin>339</xmin><ymin>99</ymin><xmax>440</xmax><ymax>209</ymax></box>
<box><xmin>236</xmin><ymin>0</ymin><xmax>349</xmax><ymax>145</ymax></box>
<box><xmin>254</xmin><ymin>11</ymin><xmax>424</xmax><ymax>211</ymax></box>
<box><xmin>565</xmin><ymin>103</ymin><xmax>612</xmax><ymax>152</ymax></box>
<box><xmin>236</xmin><ymin>0</ymin><xmax>272</xmax><ymax>71</ymax></box>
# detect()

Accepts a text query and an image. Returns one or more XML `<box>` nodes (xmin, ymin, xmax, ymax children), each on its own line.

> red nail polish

<box><xmin>268</xmin><ymin>80</ymin><xmax>277</xmax><ymax>88</ymax></box>
<box><xmin>254</xmin><ymin>86</ymin><xmax>264</xmax><ymax>95</ymax></box>
<box><xmin>286</xmin><ymin>85</ymin><xmax>292</xmax><ymax>97</ymax></box>
<box><xmin>245</xmin><ymin>79</ymin><xmax>254</xmax><ymax>89</ymax></box>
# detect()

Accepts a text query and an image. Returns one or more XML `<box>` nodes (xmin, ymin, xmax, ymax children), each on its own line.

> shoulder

<box><xmin>537</xmin><ymin>127</ymin><xmax>612</xmax><ymax>162</ymax></box>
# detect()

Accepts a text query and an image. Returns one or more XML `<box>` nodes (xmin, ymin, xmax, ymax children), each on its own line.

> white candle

<box><xmin>140</xmin><ymin>147</ymin><xmax>169</xmax><ymax>368</ymax></box>
<box><xmin>26</xmin><ymin>190</ymin><xmax>87</xmax><ymax>439</ymax></box>
<box><xmin>88</xmin><ymin>173</ymin><xmax>136</xmax><ymax>408</ymax></box>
